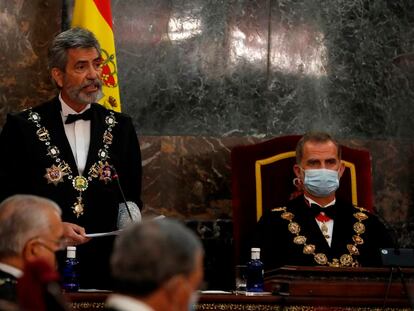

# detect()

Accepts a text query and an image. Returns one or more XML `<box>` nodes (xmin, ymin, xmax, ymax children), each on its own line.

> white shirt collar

<box><xmin>59</xmin><ymin>93</ymin><xmax>91</xmax><ymax>117</ymax></box>
<box><xmin>304</xmin><ymin>195</ymin><xmax>336</xmax><ymax>208</ymax></box>
<box><xmin>106</xmin><ymin>294</ymin><xmax>155</xmax><ymax>311</ymax></box>
<box><xmin>0</xmin><ymin>262</ymin><xmax>23</xmax><ymax>278</ymax></box>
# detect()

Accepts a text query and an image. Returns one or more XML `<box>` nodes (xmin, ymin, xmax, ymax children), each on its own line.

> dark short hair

<box><xmin>48</xmin><ymin>27</ymin><xmax>101</xmax><ymax>71</ymax></box>
<box><xmin>110</xmin><ymin>219</ymin><xmax>203</xmax><ymax>297</ymax></box>
<box><xmin>295</xmin><ymin>132</ymin><xmax>341</xmax><ymax>164</ymax></box>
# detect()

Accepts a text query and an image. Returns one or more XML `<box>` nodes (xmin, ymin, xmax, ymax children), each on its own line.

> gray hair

<box><xmin>111</xmin><ymin>219</ymin><xmax>203</xmax><ymax>296</ymax></box>
<box><xmin>296</xmin><ymin>131</ymin><xmax>342</xmax><ymax>164</ymax></box>
<box><xmin>0</xmin><ymin>194</ymin><xmax>61</xmax><ymax>259</ymax></box>
<box><xmin>48</xmin><ymin>27</ymin><xmax>101</xmax><ymax>71</ymax></box>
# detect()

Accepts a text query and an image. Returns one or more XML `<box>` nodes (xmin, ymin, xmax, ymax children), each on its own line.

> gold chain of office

<box><xmin>274</xmin><ymin>206</ymin><xmax>369</xmax><ymax>267</ymax></box>
<box><xmin>27</xmin><ymin>109</ymin><xmax>117</xmax><ymax>218</ymax></box>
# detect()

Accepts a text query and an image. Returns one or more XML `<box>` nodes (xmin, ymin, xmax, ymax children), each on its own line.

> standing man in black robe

<box><xmin>0</xmin><ymin>27</ymin><xmax>142</xmax><ymax>289</ymax></box>
<box><xmin>252</xmin><ymin>132</ymin><xmax>393</xmax><ymax>269</ymax></box>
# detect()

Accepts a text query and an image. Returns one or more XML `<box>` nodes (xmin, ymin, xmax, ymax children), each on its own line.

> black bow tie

<box><xmin>310</xmin><ymin>203</ymin><xmax>336</xmax><ymax>219</ymax></box>
<box><xmin>65</xmin><ymin>108</ymin><xmax>93</xmax><ymax>124</ymax></box>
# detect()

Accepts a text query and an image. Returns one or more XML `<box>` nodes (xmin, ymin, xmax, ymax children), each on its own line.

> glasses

<box><xmin>32</xmin><ymin>236</ymin><xmax>67</xmax><ymax>253</ymax></box>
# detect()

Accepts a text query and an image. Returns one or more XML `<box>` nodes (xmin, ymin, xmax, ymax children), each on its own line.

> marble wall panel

<box><xmin>0</xmin><ymin>0</ymin><xmax>60</xmax><ymax>124</ymax></box>
<box><xmin>113</xmin><ymin>0</ymin><xmax>270</xmax><ymax>135</ymax></box>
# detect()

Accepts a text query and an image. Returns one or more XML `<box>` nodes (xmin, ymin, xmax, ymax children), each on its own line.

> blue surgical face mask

<box><xmin>302</xmin><ymin>168</ymin><xmax>340</xmax><ymax>197</ymax></box>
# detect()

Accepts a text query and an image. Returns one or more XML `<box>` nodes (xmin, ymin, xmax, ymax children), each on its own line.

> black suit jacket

<box><xmin>0</xmin><ymin>97</ymin><xmax>142</xmax><ymax>289</ymax></box>
<box><xmin>0</xmin><ymin>270</ymin><xmax>17</xmax><ymax>303</ymax></box>
<box><xmin>251</xmin><ymin>196</ymin><xmax>394</xmax><ymax>270</ymax></box>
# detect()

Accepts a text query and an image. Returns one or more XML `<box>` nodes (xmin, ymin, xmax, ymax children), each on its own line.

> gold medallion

<box><xmin>288</xmin><ymin>222</ymin><xmax>301</xmax><ymax>234</ymax></box>
<box><xmin>44</xmin><ymin>164</ymin><xmax>67</xmax><ymax>185</ymax></box>
<box><xmin>352</xmin><ymin>235</ymin><xmax>364</xmax><ymax>245</ymax></box>
<box><xmin>293</xmin><ymin>235</ymin><xmax>307</xmax><ymax>245</ymax></box>
<box><xmin>354</xmin><ymin>212</ymin><xmax>368</xmax><ymax>221</ymax></box>
<box><xmin>303</xmin><ymin>244</ymin><xmax>315</xmax><ymax>255</ymax></box>
<box><xmin>72</xmin><ymin>197</ymin><xmax>84</xmax><ymax>218</ymax></box>
<box><xmin>347</xmin><ymin>244</ymin><xmax>359</xmax><ymax>255</ymax></box>
<box><xmin>314</xmin><ymin>253</ymin><xmax>328</xmax><ymax>265</ymax></box>
<box><xmin>281</xmin><ymin>212</ymin><xmax>294</xmax><ymax>221</ymax></box>
<box><xmin>340</xmin><ymin>254</ymin><xmax>353</xmax><ymax>266</ymax></box>
<box><xmin>353</xmin><ymin>222</ymin><xmax>365</xmax><ymax>234</ymax></box>
<box><xmin>73</xmin><ymin>176</ymin><xmax>88</xmax><ymax>191</ymax></box>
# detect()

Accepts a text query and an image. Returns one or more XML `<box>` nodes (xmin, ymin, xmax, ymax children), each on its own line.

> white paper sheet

<box><xmin>85</xmin><ymin>230</ymin><xmax>122</xmax><ymax>238</ymax></box>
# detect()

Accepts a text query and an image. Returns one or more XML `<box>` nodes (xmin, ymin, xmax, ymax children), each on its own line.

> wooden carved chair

<box><xmin>231</xmin><ymin>135</ymin><xmax>373</xmax><ymax>263</ymax></box>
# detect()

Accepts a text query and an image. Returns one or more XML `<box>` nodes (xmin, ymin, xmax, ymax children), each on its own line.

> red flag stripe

<box><xmin>93</xmin><ymin>0</ymin><xmax>113</xmax><ymax>29</ymax></box>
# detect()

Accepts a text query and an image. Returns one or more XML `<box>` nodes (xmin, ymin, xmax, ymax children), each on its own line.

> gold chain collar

<box><xmin>275</xmin><ymin>205</ymin><xmax>369</xmax><ymax>267</ymax></box>
<box><xmin>28</xmin><ymin>108</ymin><xmax>117</xmax><ymax>218</ymax></box>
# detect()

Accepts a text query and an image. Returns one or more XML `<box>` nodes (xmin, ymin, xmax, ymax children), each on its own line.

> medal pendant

<box><xmin>73</xmin><ymin>176</ymin><xmax>88</xmax><ymax>191</ymax></box>
<box><xmin>72</xmin><ymin>197</ymin><xmax>84</xmax><ymax>218</ymax></box>
<box><xmin>44</xmin><ymin>164</ymin><xmax>67</xmax><ymax>185</ymax></box>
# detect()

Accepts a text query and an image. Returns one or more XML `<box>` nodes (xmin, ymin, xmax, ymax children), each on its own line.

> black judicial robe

<box><xmin>0</xmin><ymin>97</ymin><xmax>142</xmax><ymax>289</ymax></box>
<box><xmin>0</xmin><ymin>270</ymin><xmax>17</xmax><ymax>303</ymax></box>
<box><xmin>252</xmin><ymin>195</ymin><xmax>394</xmax><ymax>270</ymax></box>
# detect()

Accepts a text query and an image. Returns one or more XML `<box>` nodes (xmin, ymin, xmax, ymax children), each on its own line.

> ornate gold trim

<box><xmin>276</xmin><ymin>206</ymin><xmax>368</xmax><ymax>267</ymax></box>
<box><xmin>196</xmin><ymin>303</ymin><xmax>281</xmax><ymax>310</ymax></box>
<box><xmin>71</xmin><ymin>302</ymin><xmax>105</xmax><ymax>309</ymax></box>
<box><xmin>255</xmin><ymin>151</ymin><xmax>296</xmax><ymax>221</ymax></box>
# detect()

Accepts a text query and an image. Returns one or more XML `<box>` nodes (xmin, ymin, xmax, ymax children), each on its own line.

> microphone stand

<box><xmin>111</xmin><ymin>166</ymin><xmax>133</xmax><ymax>221</ymax></box>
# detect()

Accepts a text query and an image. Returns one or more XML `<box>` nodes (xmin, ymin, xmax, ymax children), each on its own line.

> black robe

<box><xmin>251</xmin><ymin>195</ymin><xmax>394</xmax><ymax>270</ymax></box>
<box><xmin>0</xmin><ymin>97</ymin><xmax>142</xmax><ymax>289</ymax></box>
<box><xmin>0</xmin><ymin>270</ymin><xmax>17</xmax><ymax>303</ymax></box>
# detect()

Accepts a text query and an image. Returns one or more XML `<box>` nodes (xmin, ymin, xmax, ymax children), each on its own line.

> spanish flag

<box><xmin>71</xmin><ymin>0</ymin><xmax>121</xmax><ymax>112</ymax></box>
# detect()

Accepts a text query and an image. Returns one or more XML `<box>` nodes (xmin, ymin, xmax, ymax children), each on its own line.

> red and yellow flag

<box><xmin>71</xmin><ymin>0</ymin><xmax>121</xmax><ymax>112</ymax></box>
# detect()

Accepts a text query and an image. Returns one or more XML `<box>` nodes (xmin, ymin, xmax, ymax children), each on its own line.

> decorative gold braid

<box><xmin>27</xmin><ymin>109</ymin><xmax>117</xmax><ymax>217</ymax></box>
<box><xmin>276</xmin><ymin>205</ymin><xmax>369</xmax><ymax>267</ymax></box>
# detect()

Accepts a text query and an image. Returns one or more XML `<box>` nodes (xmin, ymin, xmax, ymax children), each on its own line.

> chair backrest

<box><xmin>231</xmin><ymin>135</ymin><xmax>373</xmax><ymax>263</ymax></box>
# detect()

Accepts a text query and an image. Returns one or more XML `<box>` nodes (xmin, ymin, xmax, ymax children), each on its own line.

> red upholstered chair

<box><xmin>231</xmin><ymin>135</ymin><xmax>373</xmax><ymax>263</ymax></box>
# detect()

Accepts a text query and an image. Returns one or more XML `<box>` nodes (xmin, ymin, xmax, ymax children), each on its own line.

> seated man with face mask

<box><xmin>251</xmin><ymin>132</ymin><xmax>394</xmax><ymax>269</ymax></box>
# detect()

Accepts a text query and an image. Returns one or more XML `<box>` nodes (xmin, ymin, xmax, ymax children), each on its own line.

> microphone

<box><xmin>111</xmin><ymin>165</ymin><xmax>141</xmax><ymax>229</ymax></box>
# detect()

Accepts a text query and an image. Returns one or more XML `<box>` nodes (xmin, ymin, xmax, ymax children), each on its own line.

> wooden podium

<box><xmin>264</xmin><ymin>266</ymin><xmax>414</xmax><ymax>308</ymax></box>
<box><xmin>67</xmin><ymin>266</ymin><xmax>414</xmax><ymax>310</ymax></box>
